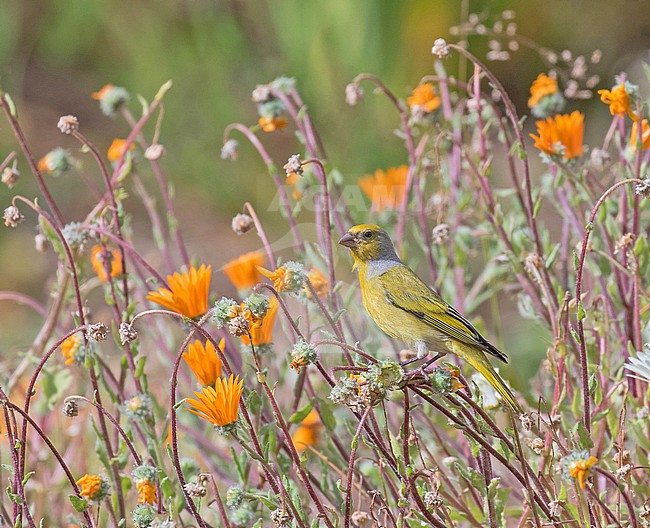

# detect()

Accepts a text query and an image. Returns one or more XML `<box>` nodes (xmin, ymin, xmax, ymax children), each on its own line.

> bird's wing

<box><xmin>379</xmin><ymin>265</ymin><xmax>508</xmax><ymax>363</ymax></box>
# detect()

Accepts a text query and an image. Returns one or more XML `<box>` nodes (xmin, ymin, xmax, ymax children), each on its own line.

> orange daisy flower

<box><xmin>259</xmin><ymin>115</ymin><xmax>288</xmax><ymax>132</ymax></box>
<box><xmin>90</xmin><ymin>245</ymin><xmax>123</xmax><ymax>282</ymax></box>
<box><xmin>407</xmin><ymin>83</ymin><xmax>441</xmax><ymax>113</ymax></box>
<box><xmin>569</xmin><ymin>455</ymin><xmax>598</xmax><ymax>489</ymax></box>
<box><xmin>527</xmin><ymin>73</ymin><xmax>559</xmax><ymax>108</ymax></box>
<box><xmin>136</xmin><ymin>479</ymin><xmax>156</xmax><ymax>504</ymax></box>
<box><xmin>107</xmin><ymin>138</ymin><xmax>135</xmax><ymax>162</ymax></box>
<box><xmin>304</xmin><ymin>267</ymin><xmax>328</xmax><ymax>298</ymax></box>
<box><xmin>358</xmin><ymin>165</ymin><xmax>409</xmax><ymax>212</ymax></box>
<box><xmin>61</xmin><ymin>334</ymin><xmax>82</xmax><ymax>366</ymax></box>
<box><xmin>598</xmin><ymin>84</ymin><xmax>638</xmax><ymax>120</ymax></box>
<box><xmin>186</xmin><ymin>374</ymin><xmax>244</xmax><ymax>427</ymax></box>
<box><xmin>183</xmin><ymin>338</ymin><xmax>224</xmax><ymax>386</ymax></box>
<box><xmin>530</xmin><ymin>111</ymin><xmax>584</xmax><ymax>159</ymax></box>
<box><xmin>630</xmin><ymin>119</ymin><xmax>650</xmax><ymax>151</ymax></box>
<box><xmin>76</xmin><ymin>474</ymin><xmax>107</xmax><ymax>501</ymax></box>
<box><xmin>146</xmin><ymin>264</ymin><xmax>212</xmax><ymax>319</ymax></box>
<box><xmin>223</xmin><ymin>251</ymin><xmax>264</xmax><ymax>290</ymax></box>
<box><xmin>292</xmin><ymin>409</ymin><xmax>323</xmax><ymax>452</ymax></box>
<box><xmin>241</xmin><ymin>296</ymin><xmax>278</xmax><ymax>347</ymax></box>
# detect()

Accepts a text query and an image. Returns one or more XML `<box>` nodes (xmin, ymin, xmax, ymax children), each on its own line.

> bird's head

<box><xmin>338</xmin><ymin>224</ymin><xmax>399</xmax><ymax>268</ymax></box>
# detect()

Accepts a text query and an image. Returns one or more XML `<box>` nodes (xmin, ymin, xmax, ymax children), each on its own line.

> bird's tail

<box><xmin>453</xmin><ymin>343</ymin><xmax>522</xmax><ymax>414</ymax></box>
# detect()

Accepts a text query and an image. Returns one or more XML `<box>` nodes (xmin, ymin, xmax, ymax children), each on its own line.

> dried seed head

<box><xmin>270</xmin><ymin>508</ymin><xmax>291</xmax><ymax>527</ymax></box>
<box><xmin>228</xmin><ymin>315</ymin><xmax>250</xmax><ymax>337</ymax></box>
<box><xmin>431</xmin><ymin>38</ymin><xmax>451</xmax><ymax>59</ymax></box>
<box><xmin>119</xmin><ymin>322</ymin><xmax>138</xmax><ymax>345</ymax></box>
<box><xmin>86</xmin><ymin>322</ymin><xmax>108</xmax><ymax>342</ymax></box>
<box><xmin>350</xmin><ymin>511</ymin><xmax>371</xmax><ymax>527</ymax></box>
<box><xmin>231</xmin><ymin>213</ymin><xmax>254</xmax><ymax>235</ymax></box>
<box><xmin>548</xmin><ymin>499</ymin><xmax>565</xmax><ymax>519</ymax></box>
<box><xmin>34</xmin><ymin>233</ymin><xmax>49</xmax><ymax>253</ymax></box>
<box><xmin>616</xmin><ymin>464</ymin><xmax>632</xmax><ymax>479</ymax></box>
<box><xmin>519</xmin><ymin>412</ymin><xmax>533</xmax><ymax>431</ymax></box>
<box><xmin>528</xmin><ymin>437</ymin><xmax>544</xmax><ymax>454</ymax></box>
<box><xmin>423</xmin><ymin>490</ymin><xmax>443</xmax><ymax>510</ymax></box>
<box><xmin>345</xmin><ymin>83</ymin><xmax>364</xmax><ymax>106</ymax></box>
<box><xmin>144</xmin><ymin>143</ymin><xmax>165</xmax><ymax>160</ymax></box>
<box><xmin>284</xmin><ymin>154</ymin><xmax>303</xmax><ymax>176</ymax></box>
<box><xmin>63</xmin><ymin>399</ymin><xmax>79</xmax><ymax>417</ymax></box>
<box><xmin>431</xmin><ymin>223</ymin><xmax>450</xmax><ymax>245</ymax></box>
<box><xmin>614</xmin><ymin>232</ymin><xmax>635</xmax><ymax>254</ymax></box>
<box><xmin>220</xmin><ymin>139</ymin><xmax>238</xmax><ymax>161</ymax></box>
<box><xmin>1</xmin><ymin>166</ymin><xmax>19</xmax><ymax>188</ymax></box>
<box><xmin>57</xmin><ymin>115</ymin><xmax>79</xmax><ymax>134</ymax></box>
<box><xmin>183</xmin><ymin>481</ymin><xmax>207</xmax><ymax>498</ymax></box>
<box><xmin>3</xmin><ymin>205</ymin><xmax>24</xmax><ymax>228</ymax></box>
<box><xmin>635</xmin><ymin>179</ymin><xmax>650</xmax><ymax>199</ymax></box>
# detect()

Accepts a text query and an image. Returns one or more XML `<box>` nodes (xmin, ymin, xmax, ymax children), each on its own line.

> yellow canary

<box><xmin>339</xmin><ymin>224</ymin><xmax>521</xmax><ymax>414</ymax></box>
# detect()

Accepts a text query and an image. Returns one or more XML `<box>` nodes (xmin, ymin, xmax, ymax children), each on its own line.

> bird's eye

<box><xmin>363</xmin><ymin>230</ymin><xmax>372</xmax><ymax>239</ymax></box>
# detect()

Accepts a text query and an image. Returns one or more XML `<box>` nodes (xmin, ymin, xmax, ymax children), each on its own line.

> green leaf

<box><xmin>289</xmin><ymin>401</ymin><xmax>315</xmax><ymax>424</ymax></box>
<box><xmin>573</xmin><ymin>421</ymin><xmax>593</xmax><ymax>450</ymax></box>
<box><xmin>576</xmin><ymin>301</ymin><xmax>586</xmax><ymax>322</ymax></box>
<box><xmin>318</xmin><ymin>399</ymin><xmax>336</xmax><ymax>432</ymax></box>
<box><xmin>68</xmin><ymin>494</ymin><xmax>89</xmax><ymax>512</ymax></box>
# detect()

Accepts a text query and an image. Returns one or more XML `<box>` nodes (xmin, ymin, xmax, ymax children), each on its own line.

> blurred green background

<box><xmin>1</xmin><ymin>0</ymin><xmax>649</xmax><ymax>381</ymax></box>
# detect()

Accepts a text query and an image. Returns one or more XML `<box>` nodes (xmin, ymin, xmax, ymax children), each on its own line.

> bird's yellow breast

<box><xmin>357</xmin><ymin>262</ymin><xmax>450</xmax><ymax>351</ymax></box>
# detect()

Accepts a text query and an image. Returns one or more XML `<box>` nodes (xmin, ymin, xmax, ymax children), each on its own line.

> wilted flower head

<box><xmin>61</xmin><ymin>334</ymin><xmax>89</xmax><ymax>366</ymax></box>
<box><xmin>132</xmin><ymin>465</ymin><xmax>158</xmax><ymax>505</ymax></box>
<box><xmin>528</xmin><ymin>73</ymin><xmax>565</xmax><ymax>118</ymax></box>
<box><xmin>530</xmin><ymin>111</ymin><xmax>584</xmax><ymax>159</ymax></box>
<box><xmin>85</xmin><ymin>322</ymin><xmax>108</xmax><ymax>342</ymax></box>
<box><xmin>212</xmin><ymin>297</ymin><xmax>239</xmax><ymax>328</ymax></box>
<box><xmin>220</xmin><ymin>139</ymin><xmax>239</xmax><ymax>161</ymax></box>
<box><xmin>431</xmin><ymin>38</ymin><xmax>451</xmax><ymax>59</ymax></box>
<box><xmin>228</xmin><ymin>315</ymin><xmax>250</xmax><ymax>337</ymax></box>
<box><xmin>331</xmin><ymin>361</ymin><xmax>404</xmax><ymax>412</ymax></box>
<box><xmin>345</xmin><ymin>82</ymin><xmax>364</xmax><ymax>106</ymax></box>
<box><xmin>358</xmin><ymin>165</ymin><xmax>409</xmax><ymax>212</ymax></box>
<box><xmin>38</xmin><ymin>148</ymin><xmax>72</xmax><ymax>177</ymax></box>
<box><xmin>57</xmin><ymin>115</ymin><xmax>79</xmax><ymax>134</ymax></box>
<box><xmin>635</xmin><ymin>179</ymin><xmax>650</xmax><ymax>199</ymax></box>
<box><xmin>186</xmin><ymin>374</ymin><xmax>244</xmax><ymax>429</ymax></box>
<box><xmin>1</xmin><ymin>165</ymin><xmax>19</xmax><ymax>188</ymax></box>
<box><xmin>258</xmin><ymin>262</ymin><xmax>306</xmax><ymax>293</ymax></box>
<box><xmin>284</xmin><ymin>154</ymin><xmax>303</xmax><ymax>176</ymax></box>
<box><xmin>598</xmin><ymin>82</ymin><xmax>638</xmax><ymax>120</ymax></box>
<box><xmin>107</xmin><ymin>138</ymin><xmax>135</xmax><ymax>162</ymax></box>
<box><xmin>92</xmin><ymin>83</ymin><xmax>130</xmax><ymax>116</ymax></box>
<box><xmin>3</xmin><ymin>205</ymin><xmax>24</xmax><ymax>228</ymax></box>
<box><xmin>241</xmin><ymin>296</ymin><xmax>278</xmax><ymax>348</ymax></box>
<box><xmin>231</xmin><ymin>213</ymin><xmax>254</xmax><ymax>235</ymax></box>
<box><xmin>289</xmin><ymin>338</ymin><xmax>318</xmax><ymax>373</ymax></box>
<box><xmin>429</xmin><ymin>365</ymin><xmax>465</xmax><ymax>394</ymax></box>
<box><xmin>119</xmin><ymin>322</ymin><xmax>138</xmax><ymax>345</ymax></box>
<box><xmin>560</xmin><ymin>450</ymin><xmax>598</xmax><ymax>489</ymax></box>
<box><xmin>76</xmin><ymin>474</ymin><xmax>110</xmax><ymax>502</ymax></box>
<box><xmin>223</xmin><ymin>251</ymin><xmax>264</xmax><ymax>291</ymax></box>
<box><xmin>146</xmin><ymin>264</ymin><xmax>212</xmax><ymax>319</ymax></box>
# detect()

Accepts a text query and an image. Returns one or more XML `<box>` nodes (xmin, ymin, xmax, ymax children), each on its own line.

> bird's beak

<box><xmin>338</xmin><ymin>232</ymin><xmax>357</xmax><ymax>248</ymax></box>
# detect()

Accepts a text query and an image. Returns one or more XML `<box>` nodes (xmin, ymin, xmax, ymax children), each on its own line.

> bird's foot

<box><xmin>402</xmin><ymin>353</ymin><xmax>444</xmax><ymax>377</ymax></box>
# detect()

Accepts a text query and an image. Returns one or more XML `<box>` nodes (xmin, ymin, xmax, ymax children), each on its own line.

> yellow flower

<box><xmin>186</xmin><ymin>374</ymin><xmax>244</xmax><ymax>427</ymax></box>
<box><xmin>146</xmin><ymin>264</ymin><xmax>212</xmax><ymax>319</ymax></box>
<box><xmin>530</xmin><ymin>111</ymin><xmax>584</xmax><ymax>159</ymax></box>
<box><xmin>76</xmin><ymin>474</ymin><xmax>103</xmax><ymax>500</ymax></box>
<box><xmin>304</xmin><ymin>267</ymin><xmax>328</xmax><ymax>298</ymax></box>
<box><xmin>259</xmin><ymin>115</ymin><xmax>288</xmax><ymax>132</ymax></box>
<box><xmin>527</xmin><ymin>73</ymin><xmax>559</xmax><ymax>108</ymax></box>
<box><xmin>358</xmin><ymin>165</ymin><xmax>409</xmax><ymax>212</ymax></box>
<box><xmin>407</xmin><ymin>83</ymin><xmax>441</xmax><ymax>113</ymax></box>
<box><xmin>107</xmin><ymin>138</ymin><xmax>135</xmax><ymax>162</ymax></box>
<box><xmin>90</xmin><ymin>245</ymin><xmax>123</xmax><ymax>282</ymax></box>
<box><xmin>241</xmin><ymin>296</ymin><xmax>278</xmax><ymax>347</ymax></box>
<box><xmin>630</xmin><ymin>119</ymin><xmax>650</xmax><ymax>150</ymax></box>
<box><xmin>223</xmin><ymin>251</ymin><xmax>264</xmax><ymax>291</ymax></box>
<box><xmin>61</xmin><ymin>334</ymin><xmax>81</xmax><ymax>366</ymax></box>
<box><xmin>292</xmin><ymin>409</ymin><xmax>323</xmax><ymax>452</ymax></box>
<box><xmin>569</xmin><ymin>456</ymin><xmax>598</xmax><ymax>489</ymax></box>
<box><xmin>91</xmin><ymin>84</ymin><xmax>115</xmax><ymax>101</ymax></box>
<box><xmin>183</xmin><ymin>339</ymin><xmax>224</xmax><ymax>386</ymax></box>
<box><xmin>598</xmin><ymin>84</ymin><xmax>638</xmax><ymax>120</ymax></box>
<box><xmin>136</xmin><ymin>479</ymin><xmax>157</xmax><ymax>504</ymax></box>
<box><xmin>258</xmin><ymin>262</ymin><xmax>305</xmax><ymax>293</ymax></box>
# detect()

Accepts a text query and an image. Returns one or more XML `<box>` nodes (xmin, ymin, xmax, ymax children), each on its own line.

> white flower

<box><xmin>625</xmin><ymin>346</ymin><xmax>650</xmax><ymax>382</ymax></box>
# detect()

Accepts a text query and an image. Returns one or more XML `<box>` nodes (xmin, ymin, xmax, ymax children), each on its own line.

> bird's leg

<box><xmin>419</xmin><ymin>353</ymin><xmax>444</xmax><ymax>371</ymax></box>
<box><xmin>400</xmin><ymin>352</ymin><xmax>444</xmax><ymax>371</ymax></box>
